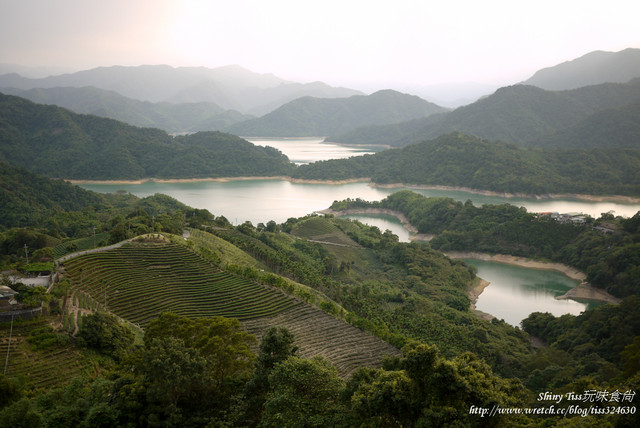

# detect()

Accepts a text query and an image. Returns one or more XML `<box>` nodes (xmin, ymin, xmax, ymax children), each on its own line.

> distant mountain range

<box><xmin>0</xmin><ymin>64</ymin><xmax>362</xmax><ymax>116</ymax></box>
<box><xmin>0</xmin><ymin>86</ymin><xmax>252</xmax><ymax>133</ymax></box>
<box><xmin>2</xmin><ymin>48</ymin><xmax>639</xmax><ymax>140</ymax></box>
<box><xmin>330</xmin><ymin>78</ymin><xmax>640</xmax><ymax>149</ymax></box>
<box><xmin>522</xmin><ymin>48</ymin><xmax>640</xmax><ymax>90</ymax></box>
<box><xmin>225</xmin><ymin>89</ymin><xmax>446</xmax><ymax>137</ymax></box>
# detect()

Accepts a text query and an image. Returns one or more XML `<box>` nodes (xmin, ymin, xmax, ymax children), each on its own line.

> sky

<box><xmin>1</xmin><ymin>0</ymin><xmax>639</xmax><ymax>91</ymax></box>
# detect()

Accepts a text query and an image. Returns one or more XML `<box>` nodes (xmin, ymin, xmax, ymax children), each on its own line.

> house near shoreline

<box><xmin>538</xmin><ymin>211</ymin><xmax>588</xmax><ymax>224</ymax></box>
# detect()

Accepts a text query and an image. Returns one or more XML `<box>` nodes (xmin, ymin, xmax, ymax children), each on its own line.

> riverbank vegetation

<box><xmin>332</xmin><ymin>191</ymin><xmax>640</xmax><ymax>298</ymax></box>
<box><xmin>292</xmin><ymin>132</ymin><xmax>640</xmax><ymax>196</ymax></box>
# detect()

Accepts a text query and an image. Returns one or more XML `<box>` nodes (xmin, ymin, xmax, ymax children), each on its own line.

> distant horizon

<box><xmin>3</xmin><ymin>46</ymin><xmax>638</xmax><ymax>108</ymax></box>
<box><xmin>2</xmin><ymin>0</ymin><xmax>639</xmax><ymax>96</ymax></box>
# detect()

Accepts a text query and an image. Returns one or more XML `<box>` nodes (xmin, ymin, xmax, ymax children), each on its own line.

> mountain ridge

<box><xmin>329</xmin><ymin>79</ymin><xmax>640</xmax><ymax>148</ymax></box>
<box><xmin>523</xmin><ymin>48</ymin><xmax>640</xmax><ymax>90</ymax></box>
<box><xmin>0</xmin><ymin>64</ymin><xmax>363</xmax><ymax>115</ymax></box>
<box><xmin>0</xmin><ymin>86</ymin><xmax>251</xmax><ymax>133</ymax></box>
<box><xmin>225</xmin><ymin>89</ymin><xmax>447</xmax><ymax>137</ymax></box>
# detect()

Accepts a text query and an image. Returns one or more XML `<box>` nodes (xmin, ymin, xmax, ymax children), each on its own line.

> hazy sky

<box><xmin>1</xmin><ymin>0</ymin><xmax>639</xmax><ymax>89</ymax></box>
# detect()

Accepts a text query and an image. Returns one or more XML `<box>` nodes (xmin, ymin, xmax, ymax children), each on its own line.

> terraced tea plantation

<box><xmin>63</xmin><ymin>242</ymin><xmax>300</xmax><ymax>326</ymax></box>
<box><xmin>0</xmin><ymin>317</ymin><xmax>89</xmax><ymax>390</ymax></box>
<box><xmin>241</xmin><ymin>304</ymin><xmax>401</xmax><ymax>377</ymax></box>
<box><xmin>60</xmin><ymin>240</ymin><xmax>400</xmax><ymax>376</ymax></box>
<box><xmin>290</xmin><ymin>216</ymin><xmax>360</xmax><ymax>247</ymax></box>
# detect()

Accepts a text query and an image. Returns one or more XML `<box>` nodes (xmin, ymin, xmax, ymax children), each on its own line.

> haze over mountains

<box><xmin>0</xmin><ymin>64</ymin><xmax>362</xmax><ymax>116</ymax></box>
<box><xmin>522</xmin><ymin>48</ymin><xmax>640</xmax><ymax>90</ymax></box>
<box><xmin>225</xmin><ymin>90</ymin><xmax>446</xmax><ymax>137</ymax></box>
<box><xmin>0</xmin><ymin>86</ymin><xmax>252</xmax><ymax>133</ymax></box>
<box><xmin>331</xmin><ymin>78</ymin><xmax>640</xmax><ymax>149</ymax></box>
<box><xmin>2</xmin><ymin>48</ymin><xmax>639</xmax><ymax>141</ymax></box>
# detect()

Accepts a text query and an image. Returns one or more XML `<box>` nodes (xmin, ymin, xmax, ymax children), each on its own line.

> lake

<box><xmin>79</xmin><ymin>138</ymin><xmax>636</xmax><ymax>324</ymax></box>
<box><xmin>462</xmin><ymin>259</ymin><xmax>593</xmax><ymax>326</ymax></box>
<box><xmin>248</xmin><ymin>137</ymin><xmax>383</xmax><ymax>165</ymax></box>
<box><xmin>79</xmin><ymin>179</ymin><xmax>640</xmax><ymax>226</ymax></box>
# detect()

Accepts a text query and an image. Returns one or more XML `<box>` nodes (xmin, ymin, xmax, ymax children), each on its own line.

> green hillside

<box><xmin>0</xmin><ymin>93</ymin><xmax>294</xmax><ymax>180</ymax></box>
<box><xmin>522</xmin><ymin>47</ymin><xmax>640</xmax><ymax>90</ymax></box>
<box><xmin>330</xmin><ymin>79</ymin><xmax>640</xmax><ymax>149</ymax></box>
<box><xmin>529</xmin><ymin>101</ymin><xmax>640</xmax><ymax>149</ymax></box>
<box><xmin>0</xmin><ymin>317</ymin><xmax>94</xmax><ymax>390</ymax></box>
<box><xmin>0</xmin><ymin>86</ymin><xmax>251</xmax><ymax>132</ymax></box>
<box><xmin>207</xmin><ymin>214</ymin><xmax>533</xmax><ymax>371</ymax></box>
<box><xmin>0</xmin><ymin>162</ymin><xmax>103</xmax><ymax>228</ymax></box>
<box><xmin>62</xmin><ymin>239</ymin><xmax>400</xmax><ymax>377</ymax></box>
<box><xmin>292</xmin><ymin>133</ymin><xmax>640</xmax><ymax>196</ymax></box>
<box><xmin>62</xmin><ymin>241</ymin><xmax>300</xmax><ymax>325</ymax></box>
<box><xmin>225</xmin><ymin>89</ymin><xmax>446</xmax><ymax>137</ymax></box>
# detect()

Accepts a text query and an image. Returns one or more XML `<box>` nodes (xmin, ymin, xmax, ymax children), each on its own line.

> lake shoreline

<box><xmin>324</xmin><ymin>206</ymin><xmax>622</xmax><ymax>308</ymax></box>
<box><xmin>445</xmin><ymin>251</ymin><xmax>621</xmax><ymax>305</ymax></box>
<box><xmin>445</xmin><ymin>251</ymin><xmax>587</xmax><ymax>281</ymax></box>
<box><xmin>66</xmin><ymin>176</ymin><xmax>640</xmax><ymax>203</ymax></box>
<box><xmin>372</xmin><ymin>183</ymin><xmax>640</xmax><ymax>204</ymax></box>
<box><xmin>466</xmin><ymin>278</ymin><xmax>495</xmax><ymax>321</ymax></box>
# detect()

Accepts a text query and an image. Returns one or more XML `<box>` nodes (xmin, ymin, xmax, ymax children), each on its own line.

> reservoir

<box><xmin>461</xmin><ymin>259</ymin><xmax>592</xmax><ymax>327</ymax></box>
<box><xmin>79</xmin><ymin>178</ymin><xmax>640</xmax><ymax>225</ymax></box>
<box><xmin>79</xmin><ymin>138</ymin><xmax>635</xmax><ymax>324</ymax></box>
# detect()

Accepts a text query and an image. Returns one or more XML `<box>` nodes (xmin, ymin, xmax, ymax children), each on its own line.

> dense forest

<box><xmin>293</xmin><ymin>132</ymin><xmax>640</xmax><ymax>196</ymax></box>
<box><xmin>0</xmin><ymin>93</ymin><xmax>293</xmax><ymax>180</ymax></box>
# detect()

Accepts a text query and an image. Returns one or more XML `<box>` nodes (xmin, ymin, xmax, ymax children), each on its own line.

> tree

<box><xmin>349</xmin><ymin>368</ymin><xmax>413</xmax><ymax>427</ymax></box>
<box><xmin>0</xmin><ymin>398</ymin><xmax>42</xmax><ymax>428</ymax></box>
<box><xmin>0</xmin><ymin>374</ymin><xmax>22</xmax><ymax>409</ymax></box>
<box><xmin>126</xmin><ymin>313</ymin><xmax>258</xmax><ymax>426</ymax></box>
<box><xmin>260</xmin><ymin>356</ymin><xmax>347</xmax><ymax>427</ymax></box>
<box><xmin>347</xmin><ymin>344</ymin><xmax>528</xmax><ymax>427</ymax></box>
<box><xmin>265</xmin><ymin>220</ymin><xmax>278</xmax><ymax>233</ymax></box>
<box><xmin>13</xmin><ymin>284</ymin><xmax>49</xmax><ymax>308</ymax></box>
<box><xmin>77</xmin><ymin>312</ymin><xmax>134</xmax><ymax>359</ymax></box>
<box><xmin>143</xmin><ymin>312</ymin><xmax>256</xmax><ymax>390</ymax></box>
<box><xmin>243</xmin><ymin>327</ymin><xmax>298</xmax><ymax>426</ymax></box>
<box><xmin>138</xmin><ymin>336</ymin><xmax>208</xmax><ymax>426</ymax></box>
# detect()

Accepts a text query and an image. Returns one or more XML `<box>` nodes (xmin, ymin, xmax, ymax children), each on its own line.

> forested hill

<box><xmin>291</xmin><ymin>133</ymin><xmax>640</xmax><ymax>196</ymax></box>
<box><xmin>522</xmin><ymin>47</ymin><xmax>640</xmax><ymax>90</ymax></box>
<box><xmin>0</xmin><ymin>86</ymin><xmax>251</xmax><ymax>133</ymax></box>
<box><xmin>224</xmin><ymin>89</ymin><xmax>446</xmax><ymax>137</ymax></box>
<box><xmin>0</xmin><ymin>162</ymin><xmax>102</xmax><ymax>228</ymax></box>
<box><xmin>329</xmin><ymin>79</ymin><xmax>640</xmax><ymax>148</ymax></box>
<box><xmin>0</xmin><ymin>93</ymin><xmax>294</xmax><ymax>180</ymax></box>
